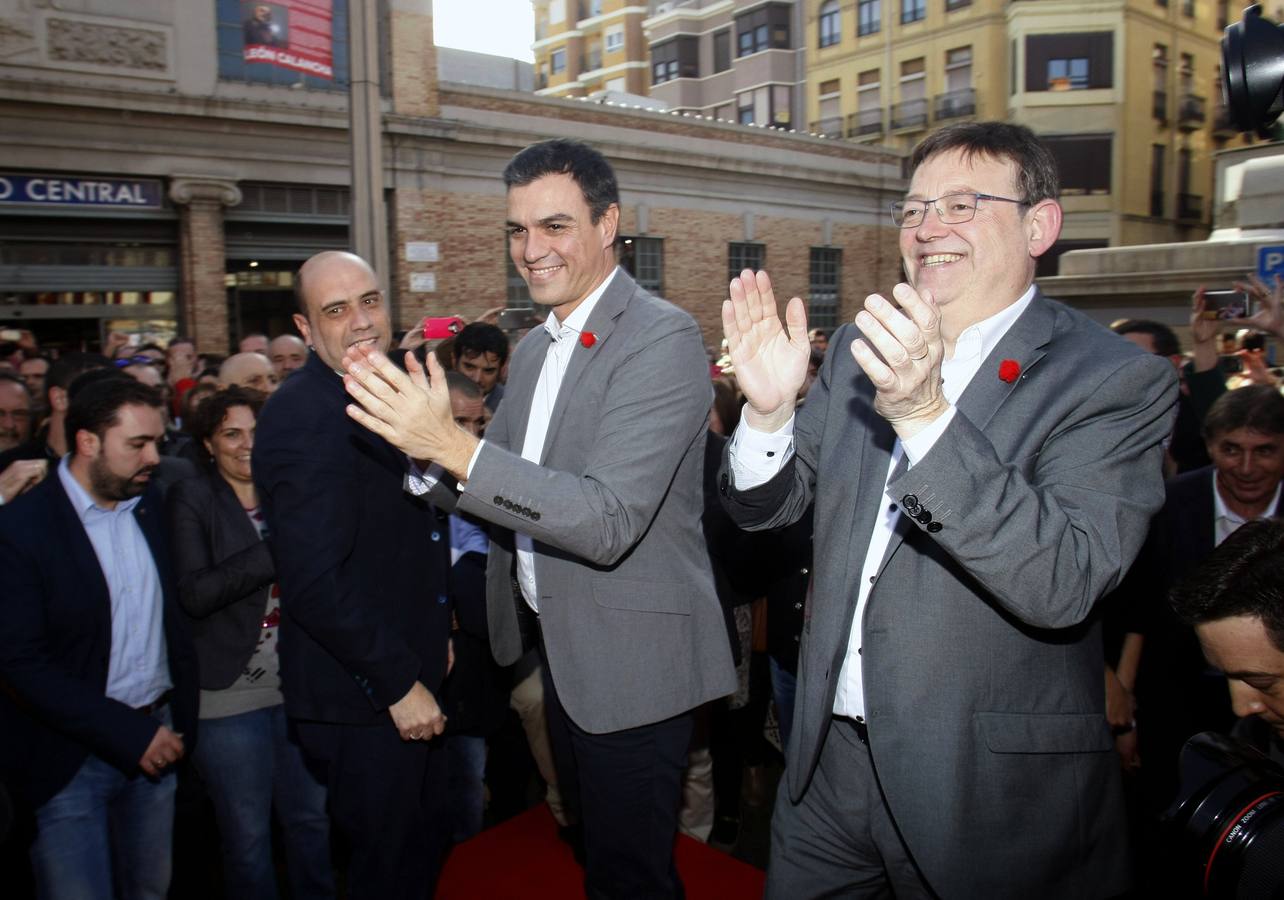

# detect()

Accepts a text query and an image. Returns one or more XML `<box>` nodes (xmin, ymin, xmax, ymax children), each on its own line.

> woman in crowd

<box><xmin>167</xmin><ymin>386</ymin><xmax>333</xmax><ymax>900</ymax></box>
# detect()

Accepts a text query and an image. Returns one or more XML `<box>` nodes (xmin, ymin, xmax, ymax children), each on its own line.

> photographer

<box><xmin>1171</xmin><ymin>517</ymin><xmax>1284</xmax><ymax>766</ymax></box>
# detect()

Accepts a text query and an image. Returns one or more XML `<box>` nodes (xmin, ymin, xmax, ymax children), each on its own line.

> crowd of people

<box><xmin>2</xmin><ymin>124</ymin><xmax>1284</xmax><ymax>900</ymax></box>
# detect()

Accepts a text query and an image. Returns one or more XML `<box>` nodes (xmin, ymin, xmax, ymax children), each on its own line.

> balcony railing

<box><xmin>584</xmin><ymin>51</ymin><xmax>602</xmax><ymax>72</ymax></box>
<box><xmin>1178</xmin><ymin>94</ymin><xmax>1206</xmax><ymax>130</ymax></box>
<box><xmin>1178</xmin><ymin>192</ymin><xmax>1203</xmax><ymax>220</ymax></box>
<box><xmin>1152</xmin><ymin>90</ymin><xmax>1167</xmax><ymax>122</ymax></box>
<box><xmin>935</xmin><ymin>87</ymin><xmax>975</xmax><ymax>121</ymax></box>
<box><xmin>891</xmin><ymin>98</ymin><xmax>928</xmax><ymax>130</ymax></box>
<box><xmin>810</xmin><ymin>117</ymin><xmax>844</xmax><ymax>138</ymax></box>
<box><xmin>849</xmin><ymin>108</ymin><xmax>884</xmax><ymax>136</ymax></box>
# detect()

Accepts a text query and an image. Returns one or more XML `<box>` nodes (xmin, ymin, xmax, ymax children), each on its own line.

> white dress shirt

<box><xmin>1213</xmin><ymin>470</ymin><xmax>1281</xmax><ymax>547</ymax></box>
<box><xmin>477</xmin><ymin>267</ymin><xmax>619</xmax><ymax>612</ymax></box>
<box><xmin>728</xmin><ymin>285</ymin><xmax>1036</xmax><ymax>718</ymax></box>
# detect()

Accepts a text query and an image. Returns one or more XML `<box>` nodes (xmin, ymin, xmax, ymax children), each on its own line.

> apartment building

<box><xmin>801</xmin><ymin>0</ymin><xmax>1251</xmax><ymax>263</ymax></box>
<box><xmin>641</xmin><ymin>0</ymin><xmax>806</xmax><ymax>129</ymax></box>
<box><xmin>532</xmin><ymin>0</ymin><xmax>654</xmax><ymax>96</ymax></box>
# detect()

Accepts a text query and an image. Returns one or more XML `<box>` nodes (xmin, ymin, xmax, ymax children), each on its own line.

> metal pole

<box><xmin>349</xmin><ymin>0</ymin><xmax>388</xmax><ymax>281</ymax></box>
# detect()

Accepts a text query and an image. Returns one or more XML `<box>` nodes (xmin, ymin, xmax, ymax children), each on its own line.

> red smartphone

<box><xmin>421</xmin><ymin>316</ymin><xmax>465</xmax><ymax>339</ymax></box>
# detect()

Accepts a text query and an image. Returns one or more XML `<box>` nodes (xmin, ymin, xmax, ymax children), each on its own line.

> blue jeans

<box><xmin>446</xmin><ymin>734</ymin><xmax>487</xmax><ymax>842</ymax></box>
<box><xmin>769</xmin><ymin>656</ymin><xmax>797</xmax><ymax>755</ymax></box>
<box><xmin>30</xmin><ymin>708</ymin><xmax>176</xmax><ymax>900</ymax></box>
<box><xmin>194</xmin><ymin>704</ymin><xmax>334</xmax><ymax>900</ymax></box>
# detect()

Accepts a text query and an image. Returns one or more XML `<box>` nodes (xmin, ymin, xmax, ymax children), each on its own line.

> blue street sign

<box><xmin>1257</xmin><ymin>245</ymin><xmax>1284</xmax><ymax>284</ymax></box>
<box><xmin>0</xmin><ymin>174</ymin><xmax>163</xmax><ymax>209</ymax></box>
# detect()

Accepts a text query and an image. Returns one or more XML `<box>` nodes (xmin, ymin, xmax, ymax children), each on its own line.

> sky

<box><xmin>434</xmin><ymin>0</ymin><xmax>535</xmax><ymax>63</ymax></box>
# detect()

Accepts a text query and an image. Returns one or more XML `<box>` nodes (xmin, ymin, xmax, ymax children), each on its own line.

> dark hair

<box><xmin>168</xmin><ymin>336</ymin><xmax>195</xmax><ymax>350</ymax></box>
<box><xmin>1110</xmin><ymin>319</ymin><xmax>1181</xmax><ymax>358</ymax></box>
<box><xmin>136</xmin><ymin>342</ymin><xmax>165</xmax><ymax>355</ymax></box>
<box><xmin>45</xmin><ymin>353</ymin><xmax>111</xmax><ymax>397</ymax></box>
<box><xmin>191</xmin><ymin>386</ymin><xmax>265</xmax><ymax>462</ymax></box>
<box><xmin>1202</xmin><ymin>384</ymin><xmax>1284</xmax><ymax>441</ymax></box>
<box><xmin>502</xmin><ymin>139</ymin><xmax>620</xmax><ymax>223</ymax></box>
<box><xmin>909</xmin><ymin>121</ymin><xmax>1060</xmax><ymax>205</ymax></box>
<box><xmin>445</xmin><ymin>371</ymin><xmax>484</xmax><ymax>399</ymax></box>
<box><xmin>64</xmin><ymin>377</ymin><xmax>163</xmax><ymax>454</ymax></box>
<box><xmin>454</xmin><ymin>322</ymin><xmax>510</xmax><ymax>366</ymax></box>
<box><xmin>1171</xmin><ymin>518</ymin><xmax>1284</xmax><ymax>652</ymax></box>
<box><xmin>181</xmin><ymin>382</ymin><xmax>219</xmax><ymax>435</ymax></box>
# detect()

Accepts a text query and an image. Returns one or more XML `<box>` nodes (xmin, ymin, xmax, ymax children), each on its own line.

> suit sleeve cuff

<box><xmin>728</xmin><ymin>414</ymin><xmax>795</xmax><ymax>489</ymax></box>
<box><xmin>902</xmin><ymin>406</ymin><xmax>957</xmax><ymax>467</ymax></box>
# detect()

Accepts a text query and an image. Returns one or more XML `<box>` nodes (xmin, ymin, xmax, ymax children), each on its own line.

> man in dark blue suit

<box><xmin>253</xmin><ymin>250</ymin><xmax>453</xmax><ymax>899</ymax></box>
<box><xmin>0</xmin><ymin>377</ymin><xmax>198</xmax><ymax>900</ymax></box>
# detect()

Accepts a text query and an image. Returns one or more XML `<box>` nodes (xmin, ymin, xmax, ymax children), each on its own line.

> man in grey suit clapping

<box><xmin>341</xmin><ymin>139</ymin><xmax>735</xmax><ymax>900</ymax></box>
<box><xmin>720</xmin><ymin>122</ymin><xmax>1179</xmax><ymax>898</ymax></box>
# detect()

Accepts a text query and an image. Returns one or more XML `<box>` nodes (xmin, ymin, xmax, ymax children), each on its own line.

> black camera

<box><xmin>1222</xmin><ymin>4</ymin><xmax>1284</xmax><ymax>135</ymax></box>
<box><xmin>1163</xmin><ymin>732</ymin><xmax>1284</xmax><ymax>898</ymax></box>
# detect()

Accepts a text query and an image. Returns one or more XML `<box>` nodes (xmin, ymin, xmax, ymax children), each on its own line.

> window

<box><xmin>901</xmin><ymin>0</ymin><xmax>926</xmax><ymax>24</ymax></box>
<box><xmin>729</xmin><ymin>243</ymin><xmax>765</xmax><ymax>281</ymax></box>
<box><xmin>1025</xmin><ymin>33</ymin><xmax>1113</xmax><ymax>91</ymax></box>
<box><xmin>816</xmin><ymin>79</ymin><xmax>842</xmax><ymax>136</ymax></box>
<box><xmin>893</xmin><ymin>57</ymin><xmax>927</xmax><ymax>128</ymax></box>
<box><xmin>605</xmin><ymin>27</ymin><xmax>624</xmax><ymax>53</ymax></box>
<box><xmin>590</xmin><ymin>0</ymin><xmax>603</xmax><ymax>16</ymax></box>
<box><xmin>736</xmin><ymin>4</ymin><xmax>791</xmax><ymax>57</ymax></box>
<box><xmin>819</xmin><ymin>0</ymin><xmax>841</xmax><ymax>47</ymax></box>
<box><xmin>1181</xmin><ymin>0</ymin><xmax>1193</xmax><ymax>17</ymax></box>
<box><xmin>216</xmin><ymin>0</ymin><xmax>350</xmax><ymax>90</ymax></box>
<box><xmin>1179</xmin><ymin>52</ymin><xmax>1194</xmax><ymax>94</ymax></box>
<box><xmin>858</xmin><ymin>0</ymin><xmax>881</xmax><ymax>35</ymax></box>
<box><xmin>619</xmin><ymin>237</ymin><xmax>664</xmax><ymax>295</ymax></box>
<box><xmin>651</xmin><ymin>37</ymin><xmax>699</xmax><ymax>84</ymax></box>
<box><xmin>945</xmin><ymin>46</ymin><xmax>971</xmax><ymax>92</ymax></box>
<box><xmin>1047</xmin><ymin>58</ymin><xmax>1089</xmax><ymax>90</ymax></box>
<box><xmin>1150</xmin><ymin>144</ymin><xmax>1165</xmax><ymax>217</ymax></box>
<box><xmin>1043</xmin><ymin>135</ymin><xmax>1111</xmax><ymax>194</ymax></box>
<box><xmin>855</xmin><ymin>69</ymin><xmax>882</xmax><ymax>133</ymax></box>
<box><xmin>809</xmin><ymin>248</ymin><xmax>841</xmax><ymax>330</ymax></box>
<box><xmin>1153</xmin><ymin>44</ymin><xmax>1168</xmax><ymax>120</ymax></box>
<box><xmin>735</xmin><ymin>85</ymin><xmax>793</xmax><ymax>127</ymax></box>
<box><xmin>713</xmin><ymin>30</ymin><xmax>731</xmax><ymax>72</ymax></box>
<box><xmin>551</xmin><ymin>48</ymin><xmax>566</xmax><ymax>74</ymax></box>
<box><xmin>550</xmin><ymin>0</ymin><xmax>566</xmax><ymax>25</ymax></box>
<box><xmin>946</xmin><ymin>0</ymin><xmax>971</xmax><ymax>10</ymax></box>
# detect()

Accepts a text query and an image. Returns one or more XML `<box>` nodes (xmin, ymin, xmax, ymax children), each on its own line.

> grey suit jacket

<box><xmin>458</xmin><ymin>270</ymin><xmax>736</xmax><ymax>734</ymax></box>
<box><xmin>721</xmin><ymin>292</ymin><xmax>1179</xmax><ymax>898</ymax></box>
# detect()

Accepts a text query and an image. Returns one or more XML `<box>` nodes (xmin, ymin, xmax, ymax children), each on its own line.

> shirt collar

<box><xmin>544</xmin><ymin>267</ymin><xmax>619</xmax><ymax>342</ymax></box>
<box><xmin>951</xmin><ymin>284</ymin><xmax>1037</xmax><ymax>364</ymax></box>
<box><xmin>58</xmin><ymin>454</ymin><xmax>143</xmax><ymax>520</ymax></box>
<box><xmin>1213</xmin><ymin>469</ymin><xmax>1282</xmax><ymax>523</ymax></box>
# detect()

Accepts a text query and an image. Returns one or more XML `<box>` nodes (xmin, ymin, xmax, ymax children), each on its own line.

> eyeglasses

<box><xmin>113</xmin><ymin>356</ymin><xmax>160</xmax><ymax>367</ymax></box>
<box><xmin>890</xmin><ymin>192</ymin><xmax>1027</xmax><ymax>228</ymax></box>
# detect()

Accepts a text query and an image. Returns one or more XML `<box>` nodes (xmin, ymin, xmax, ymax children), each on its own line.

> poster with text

<box><xmin>241</xmin><ymin>1</ymin><xmax>333</xmax><ymax>80</ymax></box>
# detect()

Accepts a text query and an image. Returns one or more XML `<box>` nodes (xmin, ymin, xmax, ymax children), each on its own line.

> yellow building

<box><xmin>532</xmin><ymin>0</ymin><xmax>653</xmax><ymax>97</ymax></box>
<box><xmin>803</xmin><ymin>0</ymin><xmax>1251</xmax><ymax>264</ymax></box>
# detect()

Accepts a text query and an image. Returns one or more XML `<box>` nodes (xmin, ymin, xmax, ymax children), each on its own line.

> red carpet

<box><xmin>438</xmin><ymin>804</ymin><xmax>766</xmax><ymax>899</ymax></box>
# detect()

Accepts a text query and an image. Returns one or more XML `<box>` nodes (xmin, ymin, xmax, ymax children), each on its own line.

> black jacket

<box><xmin>167</xmin><ymin>469</ymin><xmax>277</xmax><ymax>690</ymax></box>
<box><xmin>253</xmin><ymin>351</ymin><xmax>452</xmax><ymax>724</ymax></box>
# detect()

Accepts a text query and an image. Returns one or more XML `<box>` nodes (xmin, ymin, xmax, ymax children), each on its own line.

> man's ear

<box><xmin>1026</xmin><ymin>199</ymin><xmax>1063</xmax><ymax>259</ymax></box>
<box><xmin>75</xmin><ymin>428</ymin><xmax>100</xmax><ymax>460</ymax></box>
<box><xmin>292</xmin><ymin>313</ymin><xmax>313</xmax><ymax>348</ymax></box>
<box><xmin>598</xmin><ymin>203</ymin><xmax>620</xmax><ymax>251</ymax></box>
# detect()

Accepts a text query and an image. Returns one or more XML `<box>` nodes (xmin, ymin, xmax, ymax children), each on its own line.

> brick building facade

<box><xmin>0</xmin><ymin>0</ymin><xmax>902</xmax><ymax>354</ymax></box>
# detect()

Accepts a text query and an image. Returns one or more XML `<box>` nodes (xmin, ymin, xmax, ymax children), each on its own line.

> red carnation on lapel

<box><xmin>580</xmin><ymin>331</ymin><xmax>597</xmax><ymax>348</ymax></box>
<box><xmin>998</xmin><ymin>359</ymin><xmax>1021</xmax><ymax>383</ymax></box>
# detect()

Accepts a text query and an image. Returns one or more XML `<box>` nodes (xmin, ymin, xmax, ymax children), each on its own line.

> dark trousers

<box><xmin>540</xmin><ymin>659</ymin><xmax>693</xmax><ymax>900</ymax></box>
<box><xmin>295</xmin><ymin>719</ymin><xmax>448</xmax><ymax>900</ymax></box>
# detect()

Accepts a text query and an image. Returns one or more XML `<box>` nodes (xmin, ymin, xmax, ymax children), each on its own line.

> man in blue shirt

<box><xmin>0</xmin><ymin>377</ymin><xmax>197</xmax><ymax>900</ymax></box>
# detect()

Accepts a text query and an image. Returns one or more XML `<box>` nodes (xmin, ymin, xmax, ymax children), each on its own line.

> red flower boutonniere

<box><xmin>998</xmin><ymin>359</ymin><xmax>1021</xmax><ymax>383</ymax></box>
<box><xmin>579</xmin><ymin>331</ymin><xmax>597</xmax><ymax>349</ymax></box>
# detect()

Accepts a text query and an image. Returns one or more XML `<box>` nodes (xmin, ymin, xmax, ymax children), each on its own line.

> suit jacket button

<box><xmin>494</xmin><ymin>495</ymin><xmax>504</xmax><ymax>506</ymax></box>
<box><xmin>531</xmin><ymin>512</ymin><xmax>541</xmax><ymax>522</ymax></box>
<box><xmin>794</xmin><ymin>602</ymin><xmax>803</xmax><ymax>610</ymax></box>
<box><xmin>521</xmin><ymin>507</ymin><xmax>532</xmax><ymax>517</ymax></box>
<box><xmin>916</xmin><ymin>510</ymin><xmax>932</xmax><ymax>525</ymax></box>
<box><xmin>926</xmin><ymin>521</ymin><xmax>943</xmax><ymax>533</ymax></box>
<box><xmin>902</xmin><ymin>494</ymin><xmax>918</xmax><ymax>508</ymax></box>
<box><xmin>503</xmin><ymin>500</ymin><xmax>513</xmax><ymax>510</ymax></box>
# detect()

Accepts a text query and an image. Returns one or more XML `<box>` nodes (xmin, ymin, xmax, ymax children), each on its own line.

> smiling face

<box><xmin>506</xmin><ymin>173</ymin><xmax>619</xmax><ymax>319</ymax></box>
<box><xmin>900</xmin><ymin>149</ymin><xmax>1060</xmax><ymax>335</ymax></box>
<box><xmin>293</xmin><ymin>252</ymin><xmax>389</xmax><ymax>372</ymax></box>
<box><xmin>205</xmin><ymin>404</ymin><xmax>256</xmax><ymax>487</ymax></box>
<box><xmin>1197</xmin><ymin>614</ymin><xmax>1284</xmax><ymax>740</ymax></box>
<box><xmin>1208</xmin><ymin>427</ymin><xmax>1284</xmax><ymax>515</ymax></box>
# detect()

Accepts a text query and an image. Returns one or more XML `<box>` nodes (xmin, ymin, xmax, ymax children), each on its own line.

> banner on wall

<box><xmin>241</xmin><ymin>1</ymin><xmax>334</xmax><ymax>80</ymax></box>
